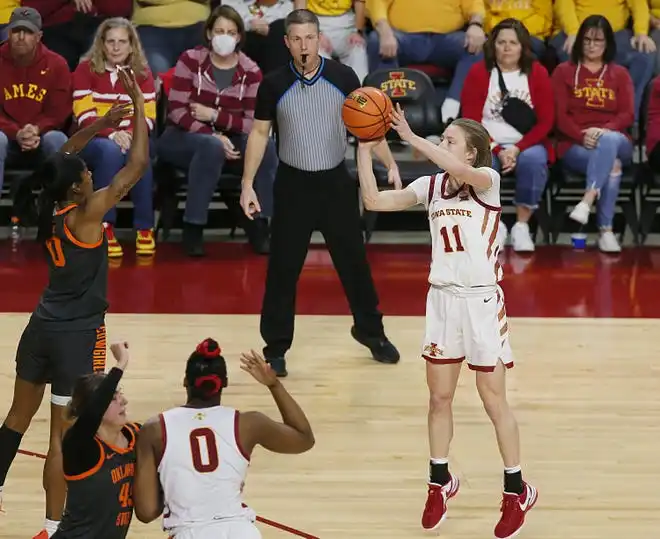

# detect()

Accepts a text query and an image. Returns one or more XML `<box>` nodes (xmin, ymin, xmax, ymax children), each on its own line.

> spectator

<box><xmin>22</xmin><ymin>0</ymin><xmax>132</xmax><ymax>71</ymax></box>
<box><xmin>72</xmin><ymin>17</ymin><xmax>156</xmax><ymax>258</ymax></box>
<box><xmin>157</xmin><ymin>5</ymin><xmax>276</xmax><ymax>257</ymax></box>
<box><xmin>461</xmin><ymin>18</ymin><xmax>554</xmax><ymax>253</ymax></box>
<box><xmin>223</xmin><ymin>0</ymin><xmax>305</xmax><ymax>74</ymax></box>
<box><xmin>133</xmin><ymin>0</ymin><xmax>210</xmax><ymax>78</ymax></box>
<box><xmin>307</xmin><ymin>0</ymin><xmax>368</xmax><ymax>82</ymax></box>
<box><xmin>0</xmin><ymin>7</ymin><xmax>70</xmax><ymax>200</ymax></box>
<box><xmin>645</xmin><ymin>74</ymin><xmax>660</xmax><ymax>170</ymax></box>
<box><xmin>366</xmin><ymin>0</ymin><xmax>486</xmax><ymax>124</ymax></box>
<box><xmin>552</xmin><ymin>15</ymin><xmax>634</xmax><ymax>253</ymax></box>
<box><xmin>650</xmin><ymin>0</ymin><xmax>660</xmax><ymax>74</ymax></box>
<box><xmin>0</xmin><ymin>0</ymin><xmax>19</xmax><ymax>42</ymax></box>
<box><xmin>484</xmin><ymin>0</ymin><xmax>552</xmax><ymax>58</ymax></box>
<box><xmin>550</xmin><ymin>0</ymin><xmax>654</xmax><ymax>121</ymax></box>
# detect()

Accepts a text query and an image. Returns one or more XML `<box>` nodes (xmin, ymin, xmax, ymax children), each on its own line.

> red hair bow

<box><xmin>196</xmin><ymin>339</ymin><xmax>222</xmax><ymax>358</ymax></box>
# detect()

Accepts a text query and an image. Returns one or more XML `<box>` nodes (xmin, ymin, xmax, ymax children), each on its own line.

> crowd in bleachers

<box><xmin>2</xmin><ymin>0</ymin><xmax>660</xmax><ymax>258</ymax></box>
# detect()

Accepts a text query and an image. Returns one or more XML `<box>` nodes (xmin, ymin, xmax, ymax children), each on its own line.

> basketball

<box><xmin>342</xmin><ymin>86</ymin><xmax>393</xmax><ymax>141</ymax></box>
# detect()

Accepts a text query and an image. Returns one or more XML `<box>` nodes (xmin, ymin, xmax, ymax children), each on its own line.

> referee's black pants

<box><xmin>260</xmin><ymin>161</ymin><xmax>384</xmax><ymax>359</ymax></box>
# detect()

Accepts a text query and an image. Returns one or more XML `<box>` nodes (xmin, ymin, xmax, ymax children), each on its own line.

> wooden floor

<box><xmin>1</xmin><ymin>314</ymin><xmax>659</xmax><ymax>539</ymax></box>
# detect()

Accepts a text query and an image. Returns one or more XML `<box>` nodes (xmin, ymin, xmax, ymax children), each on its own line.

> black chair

<box><xmin>356</xmin><ymin>68</ymin><xmax>444</xmax><ymax>240</ymax></box>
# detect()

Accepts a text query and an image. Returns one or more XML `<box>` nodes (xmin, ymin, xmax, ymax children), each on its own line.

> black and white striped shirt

<box><xmin>254</xmin><ymin>57</ymin><xmax>360</xmax><ymax>172</ymax></box>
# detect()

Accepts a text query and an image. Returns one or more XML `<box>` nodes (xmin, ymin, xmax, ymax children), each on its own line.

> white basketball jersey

<box><xmin>408</xmin><ymin>169</ymin><xmax>503</xmax><ymax>288</ymax></box>
<box><xmin>158</xmin><ymin>405</ymin><xmax>252</xmax><ymax>535</ymax></box>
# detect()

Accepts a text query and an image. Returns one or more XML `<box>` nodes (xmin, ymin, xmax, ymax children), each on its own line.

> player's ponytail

<box><xmin>186</xmin><ymin>338</ymin><xmax>228</xmax><ymax>399</ymax></box>
<box><xmin>36</xmin><ymin>153</ymin><xmax>88</xmax><ymax>243</ymax></box>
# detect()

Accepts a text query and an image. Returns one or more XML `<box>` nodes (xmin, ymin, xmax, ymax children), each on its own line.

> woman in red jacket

<box><xmin>461</xmin><ymin>18</ymin><xmax>554</xmax><ymax>252</ymax></box>
<box><xmin>73</xmin><ymin>17</ymin><xmax>157</xmax><ymax>258</ymax></box>
<box><xmin>552</xmin><ymin>15</ymin><xmax>634</xmax><ymax>253</ymax></box>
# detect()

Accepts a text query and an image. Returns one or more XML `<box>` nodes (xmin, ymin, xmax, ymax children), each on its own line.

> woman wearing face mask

<box><xmin>72</xmin><ymin>18</ymin><xmax>157</xmax><ymax>259</ymax></box>
<box><xmin>157</xmin><ymin>5</ymin><xmax>278</xmax><ymax>257</ymax></box>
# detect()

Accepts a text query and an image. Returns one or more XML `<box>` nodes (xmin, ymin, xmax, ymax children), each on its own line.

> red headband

<box><xmin>194</xmin><ymin>374</ymin><xmax>223</xmax><ymax>396</ymax></box>
<box><xmin>196</xmin><ymin>339</ymin><xmax>222</xmax><ymax>358</ymax></box>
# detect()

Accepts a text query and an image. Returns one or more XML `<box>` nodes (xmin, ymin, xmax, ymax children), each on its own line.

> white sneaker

<box><xmin>569</xmin><ymin>201</ymin><xmax>591</xmax><ymax>225</ymax></box>
<box><xmin>510</xmin><ymin>222</ymin><xmax>535</xmax><ymax>252</ymax></box>
<box><xmin>598</xmin><ymin>231</ymin><xmax>622</xmax><ymax>253</ymax></box>
<box><xmin>496</xmin><ymin>220</ymin><xmax>508</xmax><ymax>251</ymax></box>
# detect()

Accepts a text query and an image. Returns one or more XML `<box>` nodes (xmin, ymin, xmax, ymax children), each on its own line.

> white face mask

<box><xmin>211</xmin><ymin>34</ymin><xmax>237</xmax><ymax>57</ymax></box>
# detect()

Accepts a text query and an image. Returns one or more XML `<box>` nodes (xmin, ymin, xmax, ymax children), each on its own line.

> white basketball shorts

<box><xmin>422</xmin><ymin>284</ymin><xmax>514</xmax><ymax>371</ymax></box>
<box><xmin>169</xmin><ymin>521</ymin><xmax>262</xmax><ymax>539</ymax></box>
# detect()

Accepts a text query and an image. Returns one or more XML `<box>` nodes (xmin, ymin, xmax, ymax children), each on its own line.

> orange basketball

<box><xmin>342</xmin><ymin>87</ymin><xmax>393</xmax><ymax>141</ymax></box>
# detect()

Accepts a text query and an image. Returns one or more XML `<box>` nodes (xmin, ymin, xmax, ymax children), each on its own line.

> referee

<box><xmin>240</xmin><ymin>9</ymin><xmax>401</xmax><ymax>377</ymax></box>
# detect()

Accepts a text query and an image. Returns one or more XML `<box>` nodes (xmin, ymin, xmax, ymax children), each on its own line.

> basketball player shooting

<box><xmin>0</xmin><ymin>67</ymin><xmax>148</xmax><ymax>539</ymax></box>
<box><xmin>356</xmin><ymin>104</ymin><xmax>537</xmax><ymax>539</ymax></box>
<box><xmin>133</xmin><ymin>340</ymin><xmax>315</xmax><ymax>539</ymax></box>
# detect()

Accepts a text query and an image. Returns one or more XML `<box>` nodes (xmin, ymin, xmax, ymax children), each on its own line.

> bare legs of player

<box><xmin>422</xmin><ymin>360</ymin><xmax>538</xmax><ymax>538</ymax></box>
<box><xmin>0</xmin><ymin>379</ymin><xmax>66</xmax><ymax>538</ymax></box>
<box><xmin>475</xmin><ymin>361</ymin><xmax>520</xmax><ymax>468</ymax></box>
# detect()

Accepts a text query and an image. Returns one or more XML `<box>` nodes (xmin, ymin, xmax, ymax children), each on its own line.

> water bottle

<box><xmin>10</xmin><ymin>217</ymin><xmax>21</xmax><ymax>252</ymax></box>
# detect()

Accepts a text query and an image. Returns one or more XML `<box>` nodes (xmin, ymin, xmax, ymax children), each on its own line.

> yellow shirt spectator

<box><xmin>651</xmin><ymin>0</ymin><xmax>660</xmax><ymax>19</ymax></box>
<box><xmin>554</xmin><ymin>0</ymin><xmax>650</xmax><ymax>36</ymax></box>
<box><xmin>485</xmin><ymin>0</ymin><xmax>553</xmax><ymax>39</ymax></box>
<box><xmin>132</xmin><ymin>0</ymin><xmax>210</xmax><ymax>29</ymax></box>
<box><xmin>0</xmin><ymin>0</ymin><xmax>19</xmax><ymax>25</ymax></box>
<box><xmin>307</xmin><ymin>0</ymin><xmax>354</xmax><ymax>16</ymax></box>
<box><xmin>367</xmin><ymin>0</ymin><xmax>485</xmax><ymax>34</ymax></box>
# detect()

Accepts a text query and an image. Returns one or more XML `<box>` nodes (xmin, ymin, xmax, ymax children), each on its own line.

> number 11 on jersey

<box><xmin>439</xmin><ymin>225</ymin><xmax>465</xmax><ymax>253</ymax></box>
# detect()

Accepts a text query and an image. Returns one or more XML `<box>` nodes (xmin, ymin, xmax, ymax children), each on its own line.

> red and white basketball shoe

<box><xmin>421</xmin><ymin>473</ymin><xmax>460</xmax><ymax>531</ymax></box>
<box><xmin>494</xmin><ymin>482</ymin><xmax>538</xmax><ymax>538</ymax></box>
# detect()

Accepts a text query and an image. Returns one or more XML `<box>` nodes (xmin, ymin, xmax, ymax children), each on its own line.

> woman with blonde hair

<box><xmin>73</xmin><ymin>17</ymin><xmax>157</xmax><ymax>258</ymax></box>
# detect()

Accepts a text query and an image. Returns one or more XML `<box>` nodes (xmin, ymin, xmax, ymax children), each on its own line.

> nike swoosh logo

<box><xmin>518</xmin><ymin>486</ymin><xmax>535</xmax><ymax>511</ymax></box>
<box><xmin>484</xmin><ymin>297</ymin><xmax>493</xmax><ymax>303</ymax></box>
<box><xmin>106</xmin><ymin>452</ymin><xmax>116</xmax><ymax>460</ymax></box>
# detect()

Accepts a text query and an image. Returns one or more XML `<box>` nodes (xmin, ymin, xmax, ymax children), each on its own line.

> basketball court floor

<box><xmin>1</xmin><ymin>241</ymin><xmax>659</xmax><ymax>538</ymax></box>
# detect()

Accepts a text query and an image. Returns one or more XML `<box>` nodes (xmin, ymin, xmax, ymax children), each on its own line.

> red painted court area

<box><xmin>2</xmin><ymin>240</ymin><xmax>660</xmax><ymax>318</ymax></box>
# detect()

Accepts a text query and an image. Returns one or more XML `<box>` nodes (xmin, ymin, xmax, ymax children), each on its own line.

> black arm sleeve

<box><xmin>332</xmin><ymin>62</ymin><xmax>361</xmax><ymax>96</ymax></box>
<box><xmin>62</xmin><ymin>367</ymin><xmax>124</xmax><ymax>476</ymax></box>
<box><xmin>344</xmin><ymin>68</ymin><xmax>361</xmax><ymax>95</ymax></box>
<box><xmin>254</xmin><ymin>75</ymin><xmax>278</xmax><ymax>121</ymax></box>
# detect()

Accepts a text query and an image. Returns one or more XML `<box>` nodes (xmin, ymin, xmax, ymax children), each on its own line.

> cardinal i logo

<box><xmin>380</xmin><ymin>71</ymin><xmax>417</xmax><ymax>97</ymax></box>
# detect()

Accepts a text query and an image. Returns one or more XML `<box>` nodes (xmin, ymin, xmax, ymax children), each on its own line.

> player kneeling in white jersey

<box><xmin>356</xmin><ymin>105</ymin><xmax>537</xmax><ymax>539</ymax></box>
<box><xmin>132</xmin><ymin>338</ymin><xmax>315</xmax><ymax>539</ymax></box>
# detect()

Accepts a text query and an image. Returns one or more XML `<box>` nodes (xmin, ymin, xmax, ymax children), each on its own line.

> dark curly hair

<box><xmin>185</xmin><ymin>338</ymin><xmax>228</xmax><ymax>401</ymax></box>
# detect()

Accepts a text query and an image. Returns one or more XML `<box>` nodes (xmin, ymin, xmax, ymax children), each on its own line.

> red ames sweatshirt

<box><xmin>551</xmin><ymin>61</ymin><xmax>634</xmax><ymax>157</ymax></box>
<box><xmin>0</xmin><ymin>42</ymin><xmax>72</xmax><ymax>140</ymax></box>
